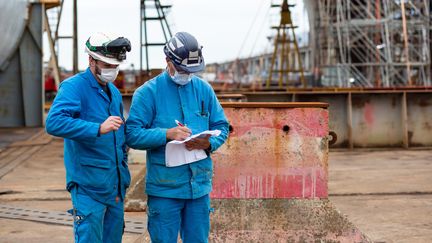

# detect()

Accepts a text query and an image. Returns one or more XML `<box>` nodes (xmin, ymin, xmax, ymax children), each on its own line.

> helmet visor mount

<box><xmin>163</xmin><ymin>32</ymin><xmax>205</xmax><ymax>73</ymax></box>
<box><xmin>86</xmin><ymin>37</ymin><xmax>131</xmax><ymax>62</ymax></box>
<box><xmin>164</xmin><ymin>44</ymin><xmax>204</xmax><ymax>73</ymax></box>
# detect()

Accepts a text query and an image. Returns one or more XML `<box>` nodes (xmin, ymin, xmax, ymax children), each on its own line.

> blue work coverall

<box><xmin>46</xmin><ymin>68</ymin><xmax>131</xmax><ymax>243</ymax></box>
<box><xmin>126</xmin><ymin>71</ymin><xmax>229</xmax><ymax>242</ymax></box>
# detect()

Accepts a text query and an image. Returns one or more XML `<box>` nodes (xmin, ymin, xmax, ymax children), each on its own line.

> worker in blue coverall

<box><xmin>45</xmin><ymin>32</ymin><xmax>132</xmax><ymax>243</ymax></box>
<box><xmin>126</xmin><ymin>32</ymin><xmax>229</xmax><ymax>242</ymax></box>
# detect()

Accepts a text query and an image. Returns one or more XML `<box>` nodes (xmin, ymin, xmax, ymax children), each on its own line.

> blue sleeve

<box><xmin>208</xmin><ymin>89</ymin><xmax>229</xmax><ymax>152</ymax></box>
<box><xmin>45</xmin><ymin>82</ymin><xmax>99</xmax><ymax>142</ymax></box>
<box><xmin>125</xmin><ymin>86</ymin><xmax>167</xmax><ymax>150</ymax></box>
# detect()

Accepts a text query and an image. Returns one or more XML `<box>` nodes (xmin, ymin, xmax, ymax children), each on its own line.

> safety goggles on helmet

<box><xmin>86</xmin><ymin>37</ymin><xmax>131</xmax><ymax>61</ymax></box>
<box><xmin>164</xmin><ymin>32</ymin><xmax>205</xmax><ymax>73</ymax></box>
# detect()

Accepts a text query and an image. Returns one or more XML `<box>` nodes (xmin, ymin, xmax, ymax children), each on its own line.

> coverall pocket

<box><xmin>68</xmin><ymin>206</ymin><xmax>94</xmax><ymax>242</ymax></box>
<box><xmin>68</xmin><ymin>208</ymin><xmax>91</xmax><ymax>224</ymax></box>
<box><xmin>79</xmin><ymin>157</ymin><xmax>111</xmax><ymax>188</ymax></box>
<box><xmin>194</xmin><ymin>111</ymin><xmax>210</xmax><ymax>131</ymax></box>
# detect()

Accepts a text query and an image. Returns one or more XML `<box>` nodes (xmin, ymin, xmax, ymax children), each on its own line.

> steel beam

<box><xmin>222</xmin><ymin>90</ymin><xmax>432</xmax><ymax>148</ymax></box>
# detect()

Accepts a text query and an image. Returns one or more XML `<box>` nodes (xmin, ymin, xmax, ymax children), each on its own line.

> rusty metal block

<box><xmin>212</xmin><ymin>103</ymin><xmax>329</xmax><ymax>199</ymax></box>
<box><xmin>209</xmin><ymin>102</ymin><xmax>369</xmax><ymax>241</ymax></box>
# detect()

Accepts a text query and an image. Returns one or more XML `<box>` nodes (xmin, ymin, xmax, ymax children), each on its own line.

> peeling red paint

<box><xmin>212</xmin><ymin>168</ymin><xmax>327</xmax><ymax>199</ymax></box>
<box><xmin>211</xmin><ymin>106</ymin><xmax>329</xmax><ymax>199</ymax></box>
<box><xmin>227</xmin><ymin>108</ymin><xmax>329</xmax><ymax>138</ymax></box>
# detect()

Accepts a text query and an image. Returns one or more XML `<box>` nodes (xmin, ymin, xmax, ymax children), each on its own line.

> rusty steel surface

<box><xmin>351</xmin><ymin>94</ymin><xmax>404</xmax><ymax>147</ymax></box>
<box><xmin>407</xmin><ymin>93</ymin><xmax>432</xmax><ymax>146</ymax></box>
<box><xmin>220</xmin><ymin>101</ymin><xmax>328</xmax><ymax>108</ymax></box>
<box><xmin>212</xmin><ymin>86</ymin><xmax>432</xmax><ymax>94</ymax></box>
<box><xmin>223</xmin><ymin>90</ymin><xmax>432</xmax><ymax>148</ymax></box>
<box><xmin>211</xmin><ymin>105</ymin><xmax>329</xmax><ymax>199</ymax></box>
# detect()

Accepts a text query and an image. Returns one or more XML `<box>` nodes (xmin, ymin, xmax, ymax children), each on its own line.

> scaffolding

<box><xmin>43</xmin><ymin>0</ymin><xmax>82</xmax><ymax>86</ymax></box>
<box><xmin>267</xmin><ymin>0</ymin><xmax>306</xmax><ymax>88</ymax></box>
<box><xmin>140</xmin><ymin>0</ymin><xmax>172</xmax><ymax>74</ymax></box>
<box><xmin>311</xmin><ymin>0</ymin><xmax>431</xmax><ymax>87</ymax></box>
<box><xmin>44</xmin><ymin>0</ymin><xmax>64</xmax><ymax>89</ymax></box>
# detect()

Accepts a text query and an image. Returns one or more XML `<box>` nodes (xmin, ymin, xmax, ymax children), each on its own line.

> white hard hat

<box><xmin>85</xmin><ymin>32</ymin><xmax>131</xmax><ymax>65</ymax></box>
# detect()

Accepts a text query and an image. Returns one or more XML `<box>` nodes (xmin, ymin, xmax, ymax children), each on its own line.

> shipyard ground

<box><xmin>0</xmin><ymin>128</ymin><xmax>431</xmax><ymax>242</ymax></box>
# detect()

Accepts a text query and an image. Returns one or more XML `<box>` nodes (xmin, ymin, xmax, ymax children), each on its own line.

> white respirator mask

<box><xmin>97</xmin><ymin>66</ymin><xmax>120</xmax><ymax>83</ymax></box>
<box><xmin>171</xmin><ymin>71</ymin><xmax>192</xmax><ymax>86</ymax></box>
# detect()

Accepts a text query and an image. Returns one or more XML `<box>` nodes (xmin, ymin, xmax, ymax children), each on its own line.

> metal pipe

<box><xmin>140</xmin><ymin>0</ymin><xmax>143</xmax><ymax>78</ymax></box>
<box><xmin>143</xmin><ymin>1</ymin><xmax>149</xmax><ymax>72</ymax></box>
<box><xmin>72</xmin><ymin>0</ymin><xmax>78</xmax><ymax>74</ymax></box>
<box><xmin>400</xmin><ymin>1</ymin><xmax>412</xmax><ymax>85</ymax></box>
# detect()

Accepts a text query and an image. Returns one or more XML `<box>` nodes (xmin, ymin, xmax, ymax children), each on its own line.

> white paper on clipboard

<box><xmin>165</xmin><ymin>130</ymin><xmax>221</xmax><ymax>167</ymax></box>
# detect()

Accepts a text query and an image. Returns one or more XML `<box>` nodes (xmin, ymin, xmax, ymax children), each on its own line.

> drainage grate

<box><xmin>0</xmin><ymin>204</ymin><xmax>145</xmax><ymax>234</ymax></box>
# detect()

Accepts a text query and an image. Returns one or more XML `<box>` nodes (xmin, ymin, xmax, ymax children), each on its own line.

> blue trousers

<box><xmin>147</xmin><ymin>194</ymin><xmax>211</xmax><ymax>243</ymax></box>
<box><xmin>69</xmin><ymin>187</ymin><xmax>124</xmax><ymax>243</ymax></box>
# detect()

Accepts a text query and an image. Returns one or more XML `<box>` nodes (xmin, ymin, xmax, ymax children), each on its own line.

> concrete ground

<box><xmin>0</xmin><ymin>128</ymin><xmax>146</xmax><ymax>243</ymax></box>
<box><xmin>0</xmin><ymin>128</ymin><xmax>431</xmax><ymax>242</ymax></box>
<box><xmin>329</xmin><ymin>150</ymin><xmax>432</xmax><ymax>243</ymax></box>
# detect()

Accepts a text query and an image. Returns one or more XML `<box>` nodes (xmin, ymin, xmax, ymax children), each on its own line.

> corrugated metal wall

<box><xmin>0</xmin><ymin>2</ymin><xmax>43</xmax><ymax>127</ymax></box>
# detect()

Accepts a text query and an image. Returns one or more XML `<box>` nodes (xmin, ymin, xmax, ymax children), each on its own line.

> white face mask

<box><xmin>97</xmin><ymin>66</ymin><xmax>119</xmax><ymax>83</ymax></box>
<box><xmin>171</xmin><ymin>70</ymin><xmax>192</xmax><ymax>85</ymax></box>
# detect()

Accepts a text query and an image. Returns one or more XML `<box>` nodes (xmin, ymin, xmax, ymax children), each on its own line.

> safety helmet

<box><xmin>85</xmin><ymin>32</ymin><xmax>131</xmax><ymax>65</ymax></box>
<box><xmin>164</xmin><ymin>32</ymin><xmax>205</xmax><ymax>73</ymax></box>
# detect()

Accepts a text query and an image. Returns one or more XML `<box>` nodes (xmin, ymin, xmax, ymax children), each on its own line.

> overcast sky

<box><xmin>44</xmin><ymin>0</ymin><xmax>309</xmax><ymax>71</ymax></box>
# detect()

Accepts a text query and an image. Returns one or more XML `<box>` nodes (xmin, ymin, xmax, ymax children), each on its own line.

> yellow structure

<box><xmin>39</xmin><ymin>0</ymin><xmax>60</xmax><ymax>9</ymax></box>
<box><xmin>266</xmin><ymin>0</ymin><xmax>305</xmax><ymax>88</ymax></box>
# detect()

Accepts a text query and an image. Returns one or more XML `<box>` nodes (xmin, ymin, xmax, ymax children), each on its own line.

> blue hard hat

<box><xmin>164</xmin><ymin>32</ymin><xmax>205</xmax><ymax>73</ymax></box>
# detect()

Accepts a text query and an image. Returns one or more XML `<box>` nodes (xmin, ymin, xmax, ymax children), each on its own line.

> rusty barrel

<box><xmin>209</xmin><ymin>102</ymin><xmax>368</xmax><ymax>242</ymax></box>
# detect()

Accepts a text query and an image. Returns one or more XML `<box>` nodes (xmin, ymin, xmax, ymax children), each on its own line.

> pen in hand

<box><xmin>168</xmin><ymin>120</ymin><xmax>191</xmax><ymax>141</ymax></box>
<box><xmin>175</xmin><ymin>119</ymin><xmax>185</xmax><ymax>127</ymax></box>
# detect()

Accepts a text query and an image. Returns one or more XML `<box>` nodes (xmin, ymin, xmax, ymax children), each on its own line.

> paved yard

<box><xmin>1</xmin><ymin>128</ymin><xmax>431</xmax><ymax>242</ymax></box>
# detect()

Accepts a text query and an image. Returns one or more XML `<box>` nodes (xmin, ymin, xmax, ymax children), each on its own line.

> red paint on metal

<box><xmin>227</xmin><ymin>108</ymin><xmax>328</xmax><ymax>138</ymax></box>
<box><xmin>364</xmin><ymin>102</ymin><xmax>374</xmax><ymax>126</ymax></box>
<box><xmin>211</xmin><ymin>106</ymin><xmax>329</xmax><ymax>199</ymax></box>
<box><xmin>315</xmin><ymin>168</ymin><xmax>328</xmax><ymax>197</ymax></box>
<box><xmin>212</xmin><ymin>167</ymin><xmax>327</xmax><ymax>199</ymax></box>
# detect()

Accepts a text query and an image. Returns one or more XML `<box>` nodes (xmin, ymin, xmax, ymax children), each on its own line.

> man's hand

<box><xmin>185</xmin><ymin>134</ymin><xmax>211</xmax><ymax>151</ymax></box>
<box><xmin>167</xmin><ymin>126</ymin><xmax>191</xmax><ymax>141</ymax></box>
<box><xmin>99</xmin><ymin>116</ymin><xmax>123</xmax><ymax>135</ymax></box>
